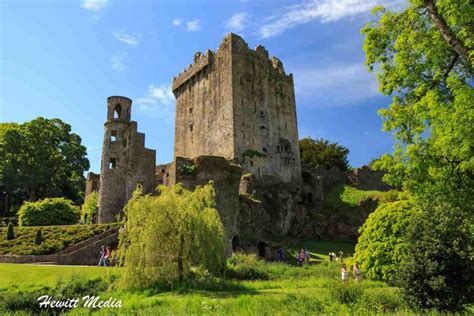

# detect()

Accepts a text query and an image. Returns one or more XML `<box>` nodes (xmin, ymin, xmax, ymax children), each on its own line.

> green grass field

<box><xmin>0</xmin><ymin>240</ymin><xmax>415</xmax><ymax>315</ymax></box>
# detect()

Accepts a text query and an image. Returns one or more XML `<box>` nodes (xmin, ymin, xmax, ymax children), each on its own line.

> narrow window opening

<box><xmin>108</xmin><ymin>158</ymin><xmax>117</xmax><ymax>169</ymax></box>
<box><xmin>113</xmin><ymin>104</ymin><xmax>122</xmax><ymax>119</ymax></box>
<box><xmin>189</xmin><ymin>107</ymin><xmax>193</xmax><ymax>114</ymax></box>
<box><xmin>189</xmin><ymin>124</ymin><xmax>194</xmax><ymax>132</ymax></box>
<box><xmin>110</xmin><ymin>131</ymin><xmax>117</xmax><ymax>142</ymax></box>
<box><xmin>250</xmin><ymin>161</ymin><xmax>254</xmax><ymax>166</ymax></box>
<box><xmin>262</xmin><ymin>147</ymin><xmax>267</xmax><ymax>153</ymax></box>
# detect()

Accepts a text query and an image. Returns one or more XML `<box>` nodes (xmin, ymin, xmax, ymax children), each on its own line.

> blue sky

<box><xmin>0</xmin><ymin>0</ymin><xmax>405</xmax><ymax>173</ymax></box>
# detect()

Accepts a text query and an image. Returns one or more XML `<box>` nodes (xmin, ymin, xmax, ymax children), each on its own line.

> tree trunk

<box><xmin>177</xmin><ymin>235</ymin><xmax>184</xmax><ymax>282</ymax></box>
<box><xmin>424</xmin><ymin>0</ymin><xmax>471</xmax><ymax>64</ymax></box>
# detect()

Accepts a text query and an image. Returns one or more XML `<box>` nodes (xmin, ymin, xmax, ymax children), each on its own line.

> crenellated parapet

<box><xmin>172</xmin><ymin>49</ymin><xmax>214</xmax><ymax>93</ymax></box>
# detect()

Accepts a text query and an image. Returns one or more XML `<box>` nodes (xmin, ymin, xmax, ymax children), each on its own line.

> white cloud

<box><xmin>81</xmin><ymin>0</ymin><xmax>108</xmax><ymax>11</ymax></box>
<box><xmin>110</xmin><ymin>52</ymin><xmax>127</xmax><ymax>71</ymax></box>
<box><xmin>257</xmin><ymin>0</ymin><xmax>405</xmax><ymax>38</ymax></box>
<box><xmin>225</xmin><ymin>13</ymin><xmax>248</xmax><ymax>32</ymax></box>
<box><xmin>186</xmin><ymin>19</ymin><xmax>201</xmax><ymax>32</ymax></box>
<box><xmin>293</xmin><ymin>63</ymin><xmax>380</xmax><ymax>106</ymax></box>
<box><xmin>136</xmin><ymin>84</ymin><xmax>175</xmax><ymax>120</ymax></box>
<box><xmin>114</xmin><ymin>32</ymin><xmax>140</xmax><ymax>46</ymax></box>
<box><xmin>172</xmin><ymin>18</ymin><xmax>182</xmax><ymax>26</ymax></box>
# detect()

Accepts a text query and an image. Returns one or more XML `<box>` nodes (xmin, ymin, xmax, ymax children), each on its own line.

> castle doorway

<box><xmin>232</xmin><ymin>235</ymin><xmax>241</xmax><ymax>252</ymax></box>
<box><xmin>257</xmin><ymin>242</ymin><xmax>266</xmax><ymax>258</ymax></box>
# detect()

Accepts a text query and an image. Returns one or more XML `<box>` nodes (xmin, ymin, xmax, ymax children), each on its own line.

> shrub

<box><xmin>355</xmin><ymin>200</ymin><xmax>421</xmax><ymax>283</ymax></box>
<box><xmin>81</xmin><ymin>191</ymin><xmax>98</xmax><ymax>224</ymax></box>
<box><xmin>226</xmin><ymin>253</ymin><xmax>272</xmax><ymax>280</ymax></box>
<box><xmin>118</xmin><ymin>182</ymin><xmax>226</xmax><ymax>289</ymax></box>
<box><xmin>326</xmin><ymin>281</ymin><xmax>363</xmax><ymax>305</ymax></box>
<box><xmin>34</xmin><ymin>229</ymin><xmax>42</xmax><ymax>245</ymax></box>
<box><xmin>399</xmin><ymin>206</ymin><xmax>474</xmax><ymax>312</ymax></box>
<box><xmin>6</xmin><ymin>222</ymin><xmax>14</xmax><ymax>240</ymax></box>
<box><xmin>18</xmin><ymin>197</ymin><xmax>80</xmax><ymax>226</ymax></box>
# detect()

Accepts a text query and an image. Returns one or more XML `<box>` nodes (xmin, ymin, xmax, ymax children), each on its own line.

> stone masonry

<box><xmin>98</xmin><ymin>96</ymin><xmax>157</xmax><ymax>223</ymax></box>
<box><xmin>172</xmin><ymin>33</ymin><xmax>301</xmax><ymax>183</ymax></box>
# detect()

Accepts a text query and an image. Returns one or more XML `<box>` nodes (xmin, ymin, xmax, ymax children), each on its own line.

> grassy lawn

<box><xmin>0</xmin><ymin>240</ymin><xmax>413</xmax><ymax>314</ymax></box>
<box><xmin>0</xmin><ymin>224</ymin><xmax>119</xmax><ymax>255</ymax></box>
<box><xmin>325</xmin><ymin>184</ymin><xmax>399</xmax><ymax>210</ymax></box>
<box><xmin>0</xmin><ymin>263</ymin><xmax>119</xmax><ymax>289</ymax></box>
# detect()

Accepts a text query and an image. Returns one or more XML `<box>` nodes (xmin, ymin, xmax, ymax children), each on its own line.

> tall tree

<box><xmin>299</xmin><ymin>137</ymin><xmax>350</xmax><ymax>171</ymax></box>
<box><xmin>364</xmin><ymin>0</ymin><xmax>474</xmax><ymax>211</ymax></box>
<box><xmin>0</xmin><ymin>117</ymin><xmax>89</xmax><ymax>206</ymax></box>
<box><xmin>363</xmin><ymin>1</ymin><xmax>474</xmax><ymax>310</ymax></box>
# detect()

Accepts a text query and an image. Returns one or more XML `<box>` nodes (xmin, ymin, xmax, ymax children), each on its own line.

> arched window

<box><xmin>113</xmin><ymin>104</ymin><xmax>122</xmax><ymax>119</ymax></box>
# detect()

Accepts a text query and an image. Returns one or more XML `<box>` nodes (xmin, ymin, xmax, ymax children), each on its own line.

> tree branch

<box><xmin>423</xmin><ymin>0</ymin><xmax>471</xmax><ymax>66</ymax></box>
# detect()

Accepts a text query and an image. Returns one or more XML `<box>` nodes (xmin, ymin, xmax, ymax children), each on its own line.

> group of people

<box><xmin>328</xmin><ymin>251</ymin><xmax>344</xmax><ymax>262</ymax></box>
<box><xmin>341</xmin><ymin>262</ymin><xmax>362</xmax><ymax>282</ymax></box>
<box><xmin>98</xmin><ymin>245</ymin><xmax>111</xmax><ymax>266</ymax></box>
<box><xmin>296</xmin><ymin>248</ymin><xmax>311</xmax><ymax>265</ymax></box>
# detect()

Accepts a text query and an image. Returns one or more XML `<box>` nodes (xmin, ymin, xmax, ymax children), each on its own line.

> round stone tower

<box><xmin>98</xmin><ymin>96</ymin><xmax>133</xmax><ymax>223</ymax></box>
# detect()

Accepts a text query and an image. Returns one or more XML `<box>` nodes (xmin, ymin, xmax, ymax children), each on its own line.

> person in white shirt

<box><xmin>341</xmin><ymin>263</ymin><xmax>349</xmax><ymax>283</ymax></box>
<box><xmin>353</xmin><ymin>263</ymin><xmax>362</xmax><ymax>282</ymax></box>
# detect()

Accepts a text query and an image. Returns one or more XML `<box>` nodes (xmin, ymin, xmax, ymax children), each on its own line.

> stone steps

<box><xmin>0</xmin><ymin>226</ymin><xmax>120</xmax><ymax>266</ymax></box>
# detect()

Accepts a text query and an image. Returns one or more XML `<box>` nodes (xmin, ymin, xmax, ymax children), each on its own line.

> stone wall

<box><xmin>85</xmin><ymin>172</ymin><xmax>100</xmax><ymax>197</ymax></box>
<box><xmin>172</xmin><ymin>33</ymin><xmax>301</xmax><ymax>184</ymax></box>
<box><xmin>167</xmin><ymin>156</ymin><xmax>242</xmax><ymax>253</ymax></box>
<box><xmin>349</xmin><ymin>166</ymin><xmax>392</xmax><ymax>191</ymax></box>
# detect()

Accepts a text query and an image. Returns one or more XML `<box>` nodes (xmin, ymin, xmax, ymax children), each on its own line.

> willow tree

<box><xmin>118</xmin><ymin>182</ymin><xmax>226</xmax><ymax>289</ymax></box>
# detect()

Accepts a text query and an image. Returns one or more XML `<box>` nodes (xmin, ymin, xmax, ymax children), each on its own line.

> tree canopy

<box><xmin>362</xmin><ymin>0</ymin><xmax>473</xmax><ymax>310</ymax></box>
<box><xmin>118</xmin><ymin>182</ymin><xmax>226</xmax><ymax>289</ymax></box>
<box><xmin>364</xmin><ymin>0</ymin><xmax>473</xmax><ymax>211</ymax></box>
<box><xmin>299</xmin><ymin>137</ymin><xmax>350</xmax><ymax>171</ymax></box>
<box><xmin>0</xmin><ymin>117</ymin><xmax>89</xmax><ymax>207</ymax></box>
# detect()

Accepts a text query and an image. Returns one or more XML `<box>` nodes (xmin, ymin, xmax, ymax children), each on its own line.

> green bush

<box><xmin>81</xmin><ymin>191</ymin><xmax>98</xmax><ymax>224</ymax></box>
<box><xmin>6</xmin><ymin>222</ymin><xmax>14</xmax><ymax>240</ymax></box>
<box><xmin>326</xmin><ymin>281</ymin><xmax>363</xmax><ymax>305</ymax></box>
<box><xmin>226</xmin><ymin>253</ymin><xmax>272</xmax><ymax>280</ymax></box>
<box><xmin>18</xmin><ymin>197</ymin><xmax>80</xmax><ymax>226</ymax></box>
<box><xmin>34</xmin><ymin>229</ymin><xmax>42</xmax><ymax>245</ymax></box>
<box><xmin>355</xmin><ymin>200</ymin><xmax>421</xmax><ymax>283</ymax></box>
<box><xmin>399</xmin><ymin>206</ymin><xmax>474</xmax><ymax>312</ymax></box>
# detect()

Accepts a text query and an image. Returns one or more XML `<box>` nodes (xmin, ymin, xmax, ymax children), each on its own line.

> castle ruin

<box><xmin>87</xmin><ymin>34</ymin><xmax>390</xmax><ymax>252</ymax></box>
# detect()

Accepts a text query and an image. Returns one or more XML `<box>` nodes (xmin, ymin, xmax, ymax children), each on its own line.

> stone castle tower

<box><xmin>97</xmin><ymin>96</ymin><xmax>156</xmax><ymax>223</ymax></box>
<box><xmin>172</xmin><ymin>33</ymin><xmax>301</xmax><ymax>183</ymax></box>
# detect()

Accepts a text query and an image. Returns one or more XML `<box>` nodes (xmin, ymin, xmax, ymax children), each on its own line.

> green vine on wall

<box><xmin>242</xmin><ymin>149</ymin><xmax>266</xmax><ymax>160</ymax></box>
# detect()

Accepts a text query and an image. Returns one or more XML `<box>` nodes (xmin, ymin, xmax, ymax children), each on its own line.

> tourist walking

<box><xmin>304</xmin><ymin>249</ymin><xmax>310</xmax><ymax>262</ymax></box>
<box><xmin>277</xmin><ymin>246</ymin><xmax>285</xmax><ymax>261</ymax></box>
<box><xmin>104</xmin><ymin>247</ymin><xmax>111</xmax><ymax>266</ymax></box>
<box><xmin>98</xmin><ymin>245</ymin><xmax>106</xmax><ymax>266</ymax></box>
<box><xmin>341</xmin><ymin>263</ymin><xmax>349</xmax><ymax>283</ymax></box>
<box><xmin>338</xmin><ymin>251</ymin><xmax>344</xmax><ymax>262</ymax></box>
<box><xmin>298</xmin><ymin>249</ymin><xmax>305</xmax><ymax>266</ymax></box>
<box><xmin>353</xmin><ymin>263</ymin><xmax>362</xmax><ymax>282</ymax></box>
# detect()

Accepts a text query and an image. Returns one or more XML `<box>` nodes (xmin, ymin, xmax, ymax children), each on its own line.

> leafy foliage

<box><xmin>399</xmin><ymin>206</ymin><xmax>474</xmax><ymax>312</ymax></box>
<box><xmin>363</xmin><ymin>1</ymin><xmax>474</xmax><ymax>211</ymax></box>
<box><xmin>363</xmin><ymin>1</ymin><xmax>474</xmax><ymax>310</ymax></box>
<box><xmin>299</xmin><ymin>137</ymin><xmax>350</xmax><ymax>171</ymax></box>
<box><xmin>226</xmin><ymin>253</ymin><xmax>272</xmax><ymax>280</ymax></box>
<box><xmin>0</xmin><ymin>117</ymin><xmax>89</xmax><ymax>207</ymax></box>
<box><xmin>18</xmin><ymin>197</ymin><xmax>80</xmax><ymax>226</ymax></box>
<box><xmin>325</xmin><ymin>185</ymin><xmax>399</xmax><ymax>209</ymax></box>
<box><xmin>178</xmin><ymin>164</ymin><xmax>197</xmax><ymax>175</ymax></box>
<box><xmin>6</xmin><ymin>222</ymin><xmax>14</xmax><ymax>240</ymax></box>
<box><xmin>34</xmin><ymin>229</ymin><xmax>42</xmax><ymax>245</ymax></box>
<box><xmin>80</xmin><ymin>191</ymin><xmax>98</xmax><ymax>224</ymax></box>
<box><xmin>242</xmin><ymin>149</ymin><xmax>267</xmax><ymax>159</ymax></box>
<box><xmin>355</xmin><ymin>200</ymin><xmax>421</xmax><ymax>283</ymax></box>
<box><xmin>0</xmin><ymin>224</ymin><xmax>117</xmax><ymax>255</ymax></box>
<box><xmin>118</xmin><ymin>182</ymin><xmax>226</xmax><ymax>289</ymax></box>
